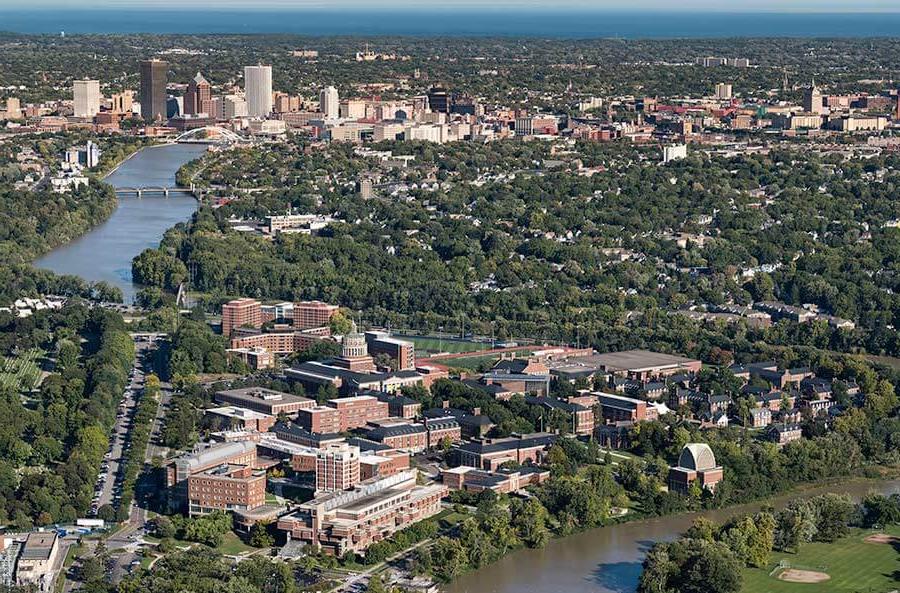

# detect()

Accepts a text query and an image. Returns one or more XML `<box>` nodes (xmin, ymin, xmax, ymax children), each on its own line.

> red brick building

<box><xmin>294</xmin><ymin>301</ymin><xmax>339</xmax><ymax>330</ymax></box>
<box><xmin>214</xmin><ymin>387</ymin><xmax>315</xmax><ymax>417</ymax></box>
<box><xmin>222</xmin><ymin>298</ymin><xmax>262</xmax><ymax>337</ymax></box>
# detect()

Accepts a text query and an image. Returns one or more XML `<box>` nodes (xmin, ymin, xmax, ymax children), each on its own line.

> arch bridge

<box><xmin>174</xmin><ymin>126</ymin><xmax>245</xmax><ymax>145</ymax></box>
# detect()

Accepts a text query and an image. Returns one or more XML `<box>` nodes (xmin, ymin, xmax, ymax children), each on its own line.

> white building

<box><xmin>224</xmin><ymin>95</ymin><xmax>249</xmax><ymax>119</ymax></box>
<box><xmin>244</xmin><ymin>65</ymin><xmax>273</xmax><ymax>118</ymax></box>
<box><xmin>715</xmin><ymin>82</ymin><xmax>733</xmax><ymax>101</ymax></box>
<box><xmin>73</xmin><ymin>80</ymin><xmax>101</xmax><ymax>118</ymax></box>
<box><xmin>319</xmin><ymin>86</ymin><xmax>339</xmax><ymax>119</ymax></box>
<box><xmin>662</xmin><ymin>144</ymin><xmax>688</xmax><ymax>163</ymax></box>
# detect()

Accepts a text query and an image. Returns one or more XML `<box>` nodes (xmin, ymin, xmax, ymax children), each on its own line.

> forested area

<box><xmin>137</xmin><ymin>139</ymin><xmax>900</xmax><ymax>357</ymax></box>
<box><xmin>0</xmin><ymin>304</ymin><xmax>133</xmax><ymax>528</ymax></box>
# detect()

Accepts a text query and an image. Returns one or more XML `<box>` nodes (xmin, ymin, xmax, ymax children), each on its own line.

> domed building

<box><xmin>331</xmin><ymin>322</ymin><xmax>377</xmax><ymax>373</ymax></box>
<box><xmin>668</xmin><ymin>442</ymin><xmax>723</xmax><ymax>494</ymax></box>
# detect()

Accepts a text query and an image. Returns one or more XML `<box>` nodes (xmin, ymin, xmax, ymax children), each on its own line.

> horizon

<box><xmin>4</xmin><ymin>0</ymin><xmax>900</xmax><ymax>13</ymax></box>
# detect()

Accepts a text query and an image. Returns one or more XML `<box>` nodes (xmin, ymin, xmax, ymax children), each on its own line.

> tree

<box><xmin>430</xmin><ymin>537</ymin><xmax>467</xmax><ymax>582</ymax></box>
<box><xmin>512</xmin><ymin>498</ymin><xmax>550</xmax><ymax>548</ymax></box>
<box><xmin>249</xmin><ymin>522</ymin><xmax>274</xmax><ymax>548</ymax></box>
<box><xmin>329</xmin><ymin>310</ymin><xmax>353</xmax><ymax>335</ymax></box>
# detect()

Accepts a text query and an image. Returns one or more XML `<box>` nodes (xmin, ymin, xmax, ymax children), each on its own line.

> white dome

<box><xmin>678</xmin><ymin>443</ymin><xmax>717</xmax><ymax>471</ymax></box>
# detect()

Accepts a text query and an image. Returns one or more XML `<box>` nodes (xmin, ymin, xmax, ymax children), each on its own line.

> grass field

<box><xmin>0</xmin><ymin>348</ymin><xmax>45</xmax><ymax>392</ymax></box>
<box><xmin>215</xmin><ymin>532</ymin><xmax>254</xmax><ymax>556</ymax></box>
<box><xmin>399</xmin><ymin>335</ymin><xmax>491</xmax><ymax>355</ymax></box>
<box><xmin>742</xmin><ymin>526</ymin><xmax>900</xmax><ymax>593</ymax></box>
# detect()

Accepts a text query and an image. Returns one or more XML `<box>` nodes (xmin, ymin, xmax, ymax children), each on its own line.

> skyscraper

<box><xmin>73</xmin><ymin>80</ymin><xmax>101</xmax><ymax>119</ymax></box>
<box><xmin>427</xmin><ymin>86</ymin><xmax>450</xmax><ymax>114</ymax></box>
<box><xmin>140</xmin><ymin>59</ymin><xmax>168</xmax><ymax>122</ymax></box>
<box><xmin>244</xmin><ymin>65</ymin><xmax>273</xmax><ymax>118</ymax></box>
<box><xmin>184</xmin><ymin>72</ymin><xmax>211</xmax><ymax>116</ymax></box>
<box><xmin>319</xmin><ymin>85</ymin><xmax>339</xmax><ymax>118</ymax></box>
<box><xmin>803</xmin><ymin>80</ymin><xmax>824</xmax><ymax>114</ymax></box>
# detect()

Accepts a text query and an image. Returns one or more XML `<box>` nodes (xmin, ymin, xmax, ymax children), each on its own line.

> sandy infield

<box><xmin>864</xmin><ymin>533</ymin><xmax>900</xmax><ymax>544</ymax></box>
<box><xmin>777</xmin><ymin>568</ymin><xmax>831</xmax><ymax>583</ymax></box>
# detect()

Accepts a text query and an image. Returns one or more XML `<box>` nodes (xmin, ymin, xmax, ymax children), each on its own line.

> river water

<box><xmin>445</xmin><ymin>477</ymin><xmax>900</xmax><ymax>593</ymax></box>
<box><xmin>35</xmin><ymin>144</ymin><xmax>206</xmax><ymax>303</ymax></box>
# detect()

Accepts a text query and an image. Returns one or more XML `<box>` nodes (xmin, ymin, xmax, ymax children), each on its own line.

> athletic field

<box><xmin>742</xmin><ymin>526</ymin><xmax>900</xmax><ymax>593</ymax></box>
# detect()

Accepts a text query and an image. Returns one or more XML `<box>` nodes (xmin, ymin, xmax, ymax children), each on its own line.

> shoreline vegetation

<box><xmin>437</xmin><ymin>469</ymin><xmax>900</xmax><ymax>588</ymax></box>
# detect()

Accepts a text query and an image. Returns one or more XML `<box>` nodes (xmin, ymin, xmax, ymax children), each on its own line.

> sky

<box><xmin>5</xmin><ymin>0</ymin><xmax>900</xmax><ymax>10</ymax></box>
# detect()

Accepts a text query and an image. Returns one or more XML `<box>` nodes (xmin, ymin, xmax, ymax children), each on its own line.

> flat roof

<box><xmin>215</xmin><ymin>387</ymin><xmax>312</xmax><ymax>406</ymax></box>
<box><xmin>207</xmin><ymin>406</ymin><xmax>272</xmax><ymax>420</ymax></box>
<box><xmin>549</xmin><ymin>350</ymin><xmax>698</xmax><ymax>373</ymax></box>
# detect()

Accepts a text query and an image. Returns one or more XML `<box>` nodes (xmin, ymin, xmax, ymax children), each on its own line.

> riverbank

<box><xmin>35</xmin><ymin>144</ymin><xmax>206</xmax><ymax>302</ymax></box>
<box><xmin>442</xmin><ymin>473</ymin><xmax>900</xmax><ymax>593</ymax></box>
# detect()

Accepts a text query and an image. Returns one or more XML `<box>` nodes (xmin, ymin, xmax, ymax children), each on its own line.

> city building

<box><xmin>332</xmin><ymin>324</ymin><xmax>377</xmax><ymax>372</ymax></box>
<box><xmin>427</xmin><ymin>86</ymin><xmax>451</xmax><ymax>113</ymax></box>
<box><xmin>319</xmin><ymin>86</ymin><xmax>339</xmax><ymax>118</ymax></box>
<box><xmin>662</xmin><ymin>144</ymin><xmax>688</xmax><ymax>163</ymax></box>
<box><xmin>224</xmin><ymin>94</ymin><xmax>249</xmax><ymax>119</ymax></box>
<box><xmin>184</xmin><ymin>72</ymin><xmax>212</xmax><ymax>116</ymax></box>
<box><xmin>668</xmin><ymin>443</ymin><xmax>723</xmax><ymax>494</ymax></box>
<box><xmin>714</xmin><ymin>82</ymin><xmax>733</xmax><ymax>101</ymax></box>
<box><xmin>769</xmin><ymin>423</ymin><xmax>803</xmax><ymax>446</ymax></box>
<box><xmin>226</xmin><ymin>346</ymin><xmax>275</xmax><ymax>370</ymax></box>
<box><xmin>294</xmin><ymin>300</ymin><xmax>339</xmax><ymax>329</ymax></box>
<box><xmin>366</xmin><ymin>422</ymin><xmax>428</xmax><ymax>452</ymax></box>
<box><xmin>221</xmin><ymin>298</ymin><xmax>262</xmax><ymax>337</ymax></box>
<box><xmin>140</xmin><ymin>59</ymin><xmax>168</xmax><ymax>122</ymax></box>
<box><xmin>15</xmin><ymin>532</ymin><xmax>59</xmax><ymax>589</ymax></box>
<box><xmin>244</xmin><ymin>65</ymin><xmax>273</xmax><ymax>118</ymax></box>
<box><xmin>442</xmin><ymin>466</ymin><xmax>549</xmax><ymax>494</ymax></box>
<box><xmin>187</xmin><ymin>462</ymin><xmax>267</xmax><ymax>516</ymax></box>
<box><xmin>164</xmin><ymin>441</ymin><xmax>260</xmax><ymax>513</ymax></box>
<box><xmin>111</xmin><ymin>91</ymin><xmax>133</xmax><ymax>114</ymax></box>
<box><xmin>525</xmin><ymin>396</ymin><xmax>594</xmax><ymax>435</ymax></box>
<box><xmin>277</xmin><ymin>470</ymin><xmax>446</xmax><ymax>556</ymax></box>
<box><xmin>73</xmin><ymin>79</ymin><xmax>101</xmax><ymax>118</ymax></box>
<box><xmin>597</xmin><ymin>392</ymin><xmax>651</xmax><ymax>423</ymax></box>
<box><xmin>214</xmin><ymin>387</ymin><xmax>315</xmax><ymax>417</ymax></box>
<box><xmin>803</xmin><ymin>81</ymin><xmax>825</xmax><ymax>114</ymax></box>
<box><xmin>315</xmin><ymin>442</ymin><xmax>361</xmax><ymax>492</ymax></box>
<box><xmin>549</xmin><ymin>350</ymin><xmax>701</xmax><ymax>383</ymax></box>
<box><xmin>454</xmin><ymin>433</ymin><xmax>556</xmax><ymax>471</ymax></box>
<box><xmin>423</xmin><ymin>416</ymin><xmax>461</xmax><ymax>448</ymax></box>
<box><xmin>365</xmin><ymin>331</ymin><xmax>416</xmax><ymax>370</ymax></box>
<box><xmin>206</xmin><ymin>406</ymin><xmax>276</xmax><ymax>432</ymax></box>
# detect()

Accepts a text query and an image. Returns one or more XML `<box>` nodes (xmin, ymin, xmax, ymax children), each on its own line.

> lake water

<box><xmin>2</xmin><ymin>9</ymin><xmax>900</xmax><ymax>38</ymax></box>
<box><xmin>35</xmin><ymin>144</ymin><xmax>206</xmax><ymax>303</ymax></box>
<box><xmin>444</xmin><ymin>477</ymin><xmax>900</xmax><ymax>593</ymax></box>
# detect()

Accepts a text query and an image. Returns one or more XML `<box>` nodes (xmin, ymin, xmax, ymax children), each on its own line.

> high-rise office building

<box><xmin>140</xmin><ymin>59</ymin><xmax>168</xmax><ymax>122</ymax></box>
<box><xmin>110</xmin><ymin>91</ymin><xmax>133</xmax><ymax>114</ymax></box>
<box><xmin>319</xmin><ymin>86</ymin><xmax>339</xmax><ymax>118</ymax></box>
<box><xmin>427</xmin><ymin>86</ymin><xmax>450</xmax><ymax>114</ymax></box>
<box><xmin>803</xmin><ymin>81</ymin><xmax>824</xmax><ymax>114</ymax></box>
<box><xmin>73</xmin><ymin>80</ymin><xmax>101</xmax><ymax>119</ymax></box>
<box><xmin>715</xmin><ymin>82</ymin><xmax>733</xmax><ymax>101</ymax></box>
<box><xmin>244</xmin><ymin>65</ymin><xmax>273</xmax><ymax>118</ymax></box>
<box><xmin>184</xmin><ymin>72</ymin><xmax>211</xmax><ymax>116</ymax></box>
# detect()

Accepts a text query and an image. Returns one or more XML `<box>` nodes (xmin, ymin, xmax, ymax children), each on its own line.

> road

<box><xmin>91</xmin><ymin>340</ymin><xmax>155</xmax><ymax>513</ymax></box>
<box><xmin>76</xmin><ymin>335</ymin><xmax>171</xmax><ymax>586</ymax></box>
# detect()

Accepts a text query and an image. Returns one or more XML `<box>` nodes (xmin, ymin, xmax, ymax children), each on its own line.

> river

<box><xmin>35</xmin><ymin>143</ymin><xmax>206</xmax><ymax>303</ymax></box>
<box><xmin>444</xmin><ymin>477</ymin><xmax>900</xmax><ymax>593</ymax></box>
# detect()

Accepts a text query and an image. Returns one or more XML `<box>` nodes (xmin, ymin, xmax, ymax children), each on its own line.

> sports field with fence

<box><xmin>742</xmin><ymin>526</ymin><xmax>900</xmax><ymax>592</ymax></box>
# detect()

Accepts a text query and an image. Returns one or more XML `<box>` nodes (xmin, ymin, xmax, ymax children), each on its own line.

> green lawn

<box><xmin>742</xmin><ymin>526</ymin><xmax>900</xmax><ymax>593</ymax></box>
<box><xmin>399</xmin><ymin>336</ymin><xmax>490</xmax><ymax>355</ymax></box>
<box><xmin>0</xmin><ymin>348</ymin><xmax>45</xmax><ymax>392</ymax></box>
<box><xmin>215</xmin><ymin>531</ymin><xmax>254</xmax><ymax>556</ymax></box>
